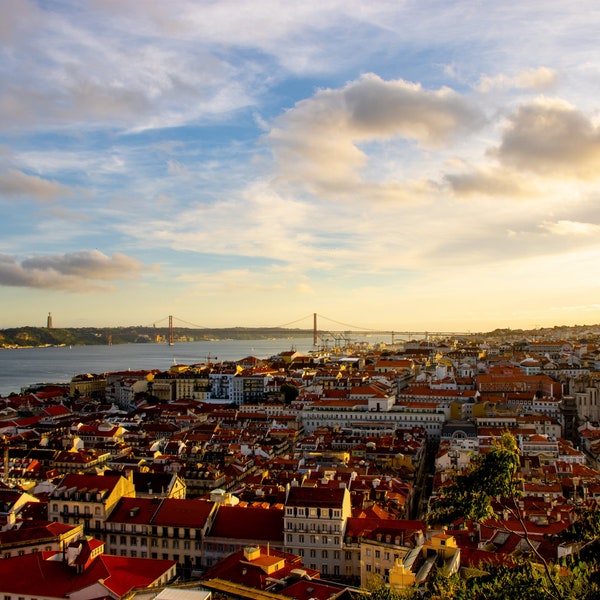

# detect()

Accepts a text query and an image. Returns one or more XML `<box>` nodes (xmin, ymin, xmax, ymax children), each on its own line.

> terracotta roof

<box><xmin>208</xmin><ymin>505</ymin><xmax>284</xmax><ymax>542</ymax></box>
<box><xmin>153</xmin><ymin>498</ymin><xmax>215</xmax><ymax>527</ymax></box>
<box><xmin>286</xmin><ymin>486</ymin><xmax>347</xmax><ymax>508</ymax></box>
<box><xmin>0</xmin><ymin>548</ymin><xmax>175</xmax><ymax>598</ymax></box>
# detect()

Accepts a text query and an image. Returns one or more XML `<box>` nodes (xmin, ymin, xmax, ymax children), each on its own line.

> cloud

<box><xmin>445</xmin><ymin>165</ymin><xmax>540</xmax><ymax>199</ymax></box>
<box><xmin>267</xmin><ymin>74</ymin><xmax>484</xmax><ymax>194</ymax></box>
<box><xmin>0</xmin><ymin>250</ymin><xmax>148</xmax><ymax>291</ymax></box>
<box><xmin>541</xmin><ymin>220</ymin><xmax>600</xmax><ymax>236</ymax></box>
<box><xmin>492</xmin><ymin>98</ymin><xmax>600</xmax><ymax>178</ymax></box>
<box><xmin>477</xmin><ymin>67</ymin><xmax>558</xmax><ymax>93</ymax></box>
<box><xmin>0</xmin><ymin>169</ymin><xmax>73</xmax><ymax>200</ymax></box>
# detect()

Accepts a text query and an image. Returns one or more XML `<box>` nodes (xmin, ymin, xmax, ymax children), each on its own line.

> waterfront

<box><xmin>0</xmin><ymin>337</ymin><xmax>317</xmax><ymax>396</ymax></box>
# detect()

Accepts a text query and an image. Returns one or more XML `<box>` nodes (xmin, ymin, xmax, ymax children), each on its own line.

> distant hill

<box><xmin>2</xmin><ymin>322</ymin><xmax>599</xmax><ymax>348</ymax></box>
<box><xmin>0</xmin><ymin>326</ymin><xmax>314</xmax><ymax>348</ymax></box>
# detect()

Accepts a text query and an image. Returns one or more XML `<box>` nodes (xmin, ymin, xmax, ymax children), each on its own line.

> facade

<box><xmin>283</xmin><ymin>486</ymin><xmax>352</xmax><ymax>578</ymax></box>
<box><xmin>299</xmin><ymin>402</ymin><xmax>446</xmax><ymax>441</ymax></box>
<box><xmin>48</xmin><ymin>472</ymin><xmax>136</xmax><ymax>534</ymax></box>
<box><xmin>105</xmin><ymin>496</ymin><xmax>217</xmax><ymax>575</ymax></box>
<box><xmin>0</xmin><ymin>522</ymin><xmax>83</xmax><ymax>559</ymax></box>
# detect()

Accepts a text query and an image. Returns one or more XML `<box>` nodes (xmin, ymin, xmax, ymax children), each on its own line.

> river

<box><xmin>0</xmin><ymin>337</ymin><xmax>319</xmax><ymax>396</ymax></box>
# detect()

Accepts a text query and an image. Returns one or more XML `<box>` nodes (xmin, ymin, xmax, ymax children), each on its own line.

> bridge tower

<box><xmin>168</xmin><ymin>315</ymin><xmax>174</xmax><ymax>346</ymax></box>
<box><xmin>313</xmin><ymin>313</ymin><xmax>318</xmax><ymax>346</ymax></box>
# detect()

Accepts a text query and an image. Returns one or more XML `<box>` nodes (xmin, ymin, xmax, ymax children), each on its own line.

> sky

<box><xmin>1</xmin><ymin>0</ymin><xmax>600</xmax><ymax>333</ymax></box>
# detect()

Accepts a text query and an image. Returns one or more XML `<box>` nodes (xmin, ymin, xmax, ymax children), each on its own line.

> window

<box><xmin>184</xmin><ymin>541</ymin><xmax>190</xmax><ymax>550</ymax></box>
<box><xmin>299</xmin><ymin>535</ymin><xmax>304</xmax><ymax>543</ymax></box>
<box><xmin>120</xmin><ymin>536</ymin><xmax>126</xmax><ymax>545</ymax></box>
<box><xmin>95</xmin><ymin>507</ymin><xmax>101</xmax><ymax>516</ymax></box>
<box><xmin>366</xmin><ymin>564</ymin><xmax>372</xmax><ymax>572</ymax></box>
<box><xmin>310</xmin><ymin>549</ymin><xmax>316</xmax><ymax>558</ymax></box>
<box><xmin>162</xmin><ymin>540</ymin><xmax>168</xmax><ymax>548</ymax></box>
<box><xmin>375</xmin><ymin>550</ymin><xmax>380</xmax><ymax>559</ymax></box>
<box><xmin>322</xmin><ymin>550</ymin><xmax>328</xmax><ymax>559</ymax></box>
<box><xmin>173</xmin><ymin>540</ymin><xmax>179</xmax><ymax>549</ymax></box>
<box><xmin>287</xmin><ymin>534</ymin><xmax>293</xmax><ymax>543</ymax></box>
<box><xmin>130</xmin><ymin>537</ymin><xmax>137</xmax><ymax>546</ymax></box>
<box><xmin>141</xmin><ymin>538</ymin><xmax>147</xmax><ymax>547</ymax></box>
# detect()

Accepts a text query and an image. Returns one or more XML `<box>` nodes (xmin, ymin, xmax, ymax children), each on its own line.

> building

<box><xmin>0</xmin><ymin>521</ymin><xmax>83</xmax><ymax>559</ymax></box>
<box><xmin>48</xmin><ymin>472</ymin><xmax>136</xmax><ymax>534</ymax></box>
<box><xmin>283</xmin><ymin>485</ymin><xmax>352</xmax><ymax>578</ymax></box>
<box><xmin>203</xmin><ymin>504</ymin><xmax>284</xmax><ymax>568</ymax></box>
<box><xmin>201</xmin><ymin>544</ymin><xmax>319</xmax><ymax>595</ymax></box>
<box><xmin>0</xmin><ymin>537</ymin><xmax>176</xmax><ymax>600</ymax></box>
<box><xmin>105</xmin><ymin>496</ymin><xmax>217</xmax><ymax>576</ymax></box>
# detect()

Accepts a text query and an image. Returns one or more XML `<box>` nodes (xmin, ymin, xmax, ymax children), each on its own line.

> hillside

<box><xmin>0</xmin><ymin>326</ymin><xmax>314</xmax><ymax>348</ymax></box>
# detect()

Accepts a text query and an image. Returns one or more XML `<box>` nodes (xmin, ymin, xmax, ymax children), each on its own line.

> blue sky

<box><xmin>2</xmin><ymin>0</ymin><xmax>600</xmax><ymax>332</ymax></box>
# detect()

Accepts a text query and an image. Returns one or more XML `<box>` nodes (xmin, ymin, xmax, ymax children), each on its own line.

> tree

<box><xmin>280</xmin><ymin>383</ymin><xmax>299</xmax><ymax>404</ymax></box>
<box><xmin>426</xmin><ymin>432</ymin><xmax>564</xmax><ymax>599</ymax></box>
<box><xmin>427</xmin><ymin>431</ymin><xmax>520</xmax><ymax>525</ymax></box>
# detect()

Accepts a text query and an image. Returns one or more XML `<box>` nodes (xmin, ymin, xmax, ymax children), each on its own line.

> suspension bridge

<box><xmin>149</xmin><ymin>313</ymin><xmax>474</xmax><ymax>347</ymax></box>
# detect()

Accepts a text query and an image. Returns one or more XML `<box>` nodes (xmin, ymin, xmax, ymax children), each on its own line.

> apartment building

<box><xmin>283</xmin><ymin>485</ymin><xmax>352</xmax><ymax>578</ymax></box>
<box><xmin>105</xmin><ymin>496</ymin><xmax>217</xmax><ymax>576</ymax></box>
<box><xmin>48</xmin><ymin>472</ymin><xmax>136</xmax><ymax>534</ymax></box>
<box><xmin>0</xmin><ymin>522</ymin><xmax>83</xmax><ymax>559</ymax></box>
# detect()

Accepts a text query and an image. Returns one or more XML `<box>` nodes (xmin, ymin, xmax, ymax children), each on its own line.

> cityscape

<box><xmin>2</xmin><ymin>1</ymin><xmax>600</xmax><ymax>598</ymax></box>
<box><xmin>1</xmin><ymin>327</ymin><xmax>600</xmax><ymax>598</ymax></box>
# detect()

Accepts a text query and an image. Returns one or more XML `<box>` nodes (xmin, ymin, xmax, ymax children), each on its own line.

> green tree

<box><xmin>280</xmin><ymin>383</ymin><xmax>299</xmax><ymax>404</ymax></box>
<box><xmin>427</xmin><ymin>432</ymin><xmax>564</xmax><ymax>598</ymax></box>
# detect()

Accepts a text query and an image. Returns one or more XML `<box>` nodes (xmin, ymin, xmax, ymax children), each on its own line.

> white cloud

<box><xmin>492</xmin><ymin>97</ymin><xmax>600</xmax><ymax>178</ymax></box>
<box><xmin>541</xmin><ymin>220</ymin><xmax>600</xmax><ymax>236</ymax></box>
<box><xmin>477</xmin><ymin>67</ymin><xmax>558</xmax><ymax>93</ymax></box>
<box><xmin>0</xmin><ymin>250</ymin><xmax>149</xmax><ymax>292</ymax></box>
<box><xmin>267</xmin><ymin>74</ymin><xmax>484</xmax><ymax>196</ymax></box>
<box><xmin>0</xmin><ymin>169</ymin><xmax>73</xmax><ymax>201</ymax></box>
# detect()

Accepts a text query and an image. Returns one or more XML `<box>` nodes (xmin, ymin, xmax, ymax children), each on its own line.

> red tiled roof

<box><xmin>153</xmin><ymin>498</ymin><xmax>215</xmax><ymax>527</ymax></box>
<box><xmin>0</xmin><ymin>549</ymin><xmax>175</xmax><ymax>598</ymax></box>
<box><xmin>286</xmin><ymin>486</ymin><xmax>346</xmax><ymax>507</ymax></box>
<box><xmin>208</xmin><ymin>505</ymin><xmax>284</xmax><ymax>542</ymax></box>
